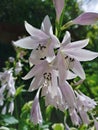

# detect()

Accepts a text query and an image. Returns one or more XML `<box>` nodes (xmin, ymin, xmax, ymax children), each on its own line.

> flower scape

<box><xmin>12</xmin><ymin>0</ymin><xmax>98</xmax><ymax>129</ymax></box>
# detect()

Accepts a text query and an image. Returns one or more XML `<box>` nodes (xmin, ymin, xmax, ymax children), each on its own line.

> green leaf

<box><xmin>0</xmin><ymin>126</ymin><xmax>10</xmax><ymax>130</ymax></box>
<box><xmin>15</xmin><ymin>85</ymin><xmax>25</xmax><ymax>97</ymax></box>
<box><xmin>52</xmin><ymin>123</ymin><xmax>64</xmax><ymax>130</ymax></box>
<box><xmin>2</xmin><ymin>115</ymin><xmax>18</xmax><ymax>126</ymax></box>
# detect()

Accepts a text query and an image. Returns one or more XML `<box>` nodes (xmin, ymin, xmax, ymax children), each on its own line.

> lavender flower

<box><xmin>72</xmin><ymin>12</ymin><xmax>98</xmax><ymax>25</ymax></box>
<box><xmin>52</xmin><ymin>0</ymin><xmax>64</xmax><ymax>21</ymax></box>
<box><xmin>30</xmin><ymin>87</ymin><xmax>42</xmax><ymax>124</ymax></box>
<box><xmin>0</xmin><ymin>69</ymin><xmax>16</xmax><ymax>114</ymax></box>
<box><xmin>57</xmin><ymin>31</ymin><xmax>98</xmax><ymax>79</ymax></box>
<box><xmin>13</xmin><ymin>15</ymin><xmax>59</xmax><ymax>64</ymax></box>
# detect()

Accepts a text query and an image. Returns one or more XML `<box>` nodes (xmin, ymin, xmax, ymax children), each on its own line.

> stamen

<box><xmin>40</xmin><ymin>57</ymin><xmax>46</xmax><ymax>60</ymax></box>
<box><xmin>65</xmin><ymin>56</ymin><xmax>68</xmax><ymax>59</ymax></box>
<box><xmin>43</xmin><ymin>72</ymin><xmax>52</xmax><ymax>81</ymax></box>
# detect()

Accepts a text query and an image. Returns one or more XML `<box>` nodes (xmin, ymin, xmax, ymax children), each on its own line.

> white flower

<box><xmin>52</xmin><ymin>0</ymin><xmax>64</xmax><ymax>21</ymax></box>
<box><xmin>13</xmin><ymin>15</ymin><xmax>59</xmax><ymax>64</ymax></box>
<box><xmin>15</xmin><ymin>61</ymin><xmax>23</xmax><ymax>75</ymax></box>
<box><xmin>30</xmin><ymin>87</ymin><xmax>42</xmax><ymax>124</ymax></box>
<box><xmin>0</xmin><ymin>85</ymin><xmax>6</xmax><ymax>106</ymax></box>
<box><xmin>75</xmin><ymin>91</ymin><xmax>97</xmax><ymax>124</ymax></box>
<box><xmin>8</xmin><ymin>101</ymin><xmax>14</xmax><ymax>115</ymax></box>
<box><xmin>1</xmin><ymin>105</ymin><xmax>7</xmax><ymax>115</ymax></box>
<box><xmin>57</xmin><ymin>31</ymin><xmax>98</xmax><ymax>79</ymax></box>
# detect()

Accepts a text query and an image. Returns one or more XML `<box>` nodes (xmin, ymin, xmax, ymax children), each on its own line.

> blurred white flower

<box><xmin>75</xmin><ymin>91</ymin><xmax>97</xmax><ymax>124</ymax></box>
<box><xmin>0</xmin><ymin>85</ymin><xmax>6</xmax><ymax>106</ymax></box>
<box><xmin>0</xmin><ymin>69</ymin><xmax>16</xmax><ymax>114</ymax></box>
<box><xmin>15</xmin><ymin>61</ymin><xmax>23</xmax><ymax>75</ymax></box>
<box><xmin>1</xmin><ymin>105</ymin><xmax>7</xmax><ymax>115</ymax></box>
<box><xmin>8</xmin><ymin>101</ymin><xmax>14</xmax><ymax>115</ymax></box>
<box><xmin>8</xmin><ymin>57</ymin><xmax>15</xmax><ymax>63</ymax></box>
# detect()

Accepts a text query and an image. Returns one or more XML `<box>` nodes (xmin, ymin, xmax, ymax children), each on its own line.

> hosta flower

<box><xmin>94</xmin><ymin>118</ymin><xmax>98</xmax><ymax>130</ymax></box>
<box><xmin>75</xmin><ymin>91</ymin><xmax>97</xmax><ymax>124</ymax></box>
<box><xmin>15</xmin><ymin>61</ymin><xmax>23</xmax><ymax>75</ymax></box>
<box><xmin>1</xmin><ymin>105</ymin><xmax>7</xmax><ymax>115</ymax></box>
<box><xmin>0</xmin><ymin>85</ymin><xmax>6</xmax><ymax>106</ymax></box>
<box><xmin>56</xmin><ymin>31</ymin><xmax>98</xmax><ymax>79</ymax></box>
<box><xmin>30</xmin><ymin>87</ymin><xmax>42</xmax><ymax>124</ymax></box>
<box><xmin>8</xmin><ymin>101</ymin><xmax>14</xmax><ymax>115</ymax></box>
<box><xmin>13</xmin><ymin>15</ymin><xmax>59</xmax><ymax>64</ymax></box>
<box><xmin>23</xmin><ymin>57</ymin><xmax>72</xmax><ymax>111</ymax></box>
<box><xmin>52</xmin><ymin>0</ymin><xmax>64</xmax><ymax>21</ymax></box>
<box><xmin>72</xmin><ymin>12</ymin><xmax>98</xmax><ymax>25</ymax></box>
<box><xmin>0</xmin><ymin>69</ymin><xmax>16</xmax><ymax>114</ymax></box>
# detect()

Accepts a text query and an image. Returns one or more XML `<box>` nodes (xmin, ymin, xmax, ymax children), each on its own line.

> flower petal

<box><xmin>79</xmin><ymin>111</ymin><xmax>90</xmax><ymax>125</ymax></box>
<box><xmin>65</xmin><ymin>49</ymin><xmax>98</xmax><ymax>61</ymax></box>
<box><xmin>49</xmin><ymin>27</ymin><xmax>60</xmax><ymax>48</ymax></box>
<box><xmin>66</xmin><ymin>70</ymin><xmax>77</xmax><ymax>80</ymax></box>
<box><xmin>62</xmin><ymin>31</ymin><xmax>71</xmax><ymax>46</ymax></box>
<box><xmin>30</xmin><ymin>87</ymin><xmax>43</xmax><ymax>124</ymax></box>
<box><xmin>94</xmin><ymin>119</ymin><xmax>98</xmax><ymax>130</ymax></box>
<box><xmin>25</xmin><ymin>21</ymin><xmax>49</xmax><ymax>39</ymax></box>
<box><xmin>28</xmin><ymin>74</ymin><xmax>43</xmax><ymax>92</ymax></box>
<box><xmin>52</xmin><ymin>0</ymin><xmax>64</xmax><ymax>21</ymax></box>
<box><xmin>73</xmin><ymin>12</ymin><xmax>98</xmax><ymax>25</ymax></box>
<box><xmin>65</xmin><ymin>39</ymin><xmax>89</xmax><ymax>49</ymax></box>
<box><xmin>72</xmin><ymin>60</ymin><xmax>85</xmax><ymax>79</ymax></box>
<box><xmin>22</xmin><ymin>64</ymin><xmax>43</xmax><ymax>80</ymax></box>
<box><xmin>59</xmin><ymin>81</ymin><xmax>76</xmax><ymax>108</ymax></box>
<box><xmin>13</xmin><ymin>36</ymin><xmax>38</xmax><ymax>49</ymax></box>
<box><xmin>41</xmin><ymin>15</ymin><xmax>52</xmax><ymax>35</ymax></box>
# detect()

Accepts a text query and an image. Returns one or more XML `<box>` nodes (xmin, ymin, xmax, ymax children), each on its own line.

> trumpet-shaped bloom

<box><xmin>94</xmin><ymin>119</ymin><xmax>98</xmax><ymax>130</ymax></box>
<box><xmin>72</xmin><ymin>12</ymin><xmax>98</xmax><ymax>25</ymax></box>
<box><xmin>23</xmin><ymin>59</ymin><xmax>75</xmax><ymax>112</ymax></box>
<box><xmin>30</xmin><ymin>87</ymin><xmax>42</xmax><ymax>124</ymax></box>
<box><xmin>57</xmin><ymin>31</ymin><xmax>98</xmax><ymax>79</ymax></box>
<box><xmin>75</xmin><ymin>91</ymin><xmax>97</xmax><ymax>124</ymax></box>
<box><xmin>13</xmin><ymin>15</ymin><xmax>59</xmax><ymax>64</ymax></box>
<box><xmin>52</xmin><ymin>0</ymin><xmax>64</xmax><ymax>21</ymax></box>
<box><xmin>0</xmin><ymin>69</ymin><xmax>16</xmax><ymax>114</ymax></box>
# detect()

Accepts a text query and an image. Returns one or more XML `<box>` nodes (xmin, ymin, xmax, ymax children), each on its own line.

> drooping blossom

<box><xmin>75</xmin><ymin>91</ymin><xmax>97</xmax><ymax>125</ymax></box>
<box><xmin>13</xmin><ymin>15</ymin><xmax>59</xmax><ymax>64</ymax></box>
<box><xmin>56</xmin><ymin>31</ymin><xmax>98</xmax><ymax>80</ymax></box>
<box><xmin>0</xmin><ymin>69</ymin><xmax>16</xmax><ymax>114</ymax></box>
<box><xmin>15</xmin><ymin>61</ymin><xmax>23</xmax><ymax>75</ymax></box>
<box><xmin>52</xmin><ymin>0</ymin><xmax>64</xmax><ymax>21</ymax></box>
<box><xmin>94</xmin><ymin>118</ymin><xmax>98</xmax><ymax>130</ymax></box>
<box><xmin>72</xmin><ymin>12</ymin><xmax>98</xmax><ymax>25</ymax></box>
<box><xmin>0</xmin><ymin>85</ymin><xmax>6</xmax><ymax>106</ymax></box>
<box><xmin>8</xmin><ymin>101</ymin><xmax>14</xmax><ymax>115</ymax></box>
<box><xmin>30</xmin><ymin>87</ymin><xmax>42</xmax><ymax>124</ymax></box>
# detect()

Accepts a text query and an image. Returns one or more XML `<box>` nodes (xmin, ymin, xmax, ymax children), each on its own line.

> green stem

<box><xmin>61</xmin><ymin>20</ymin><xmax>73</xmax><ymax>30</ymax></box>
